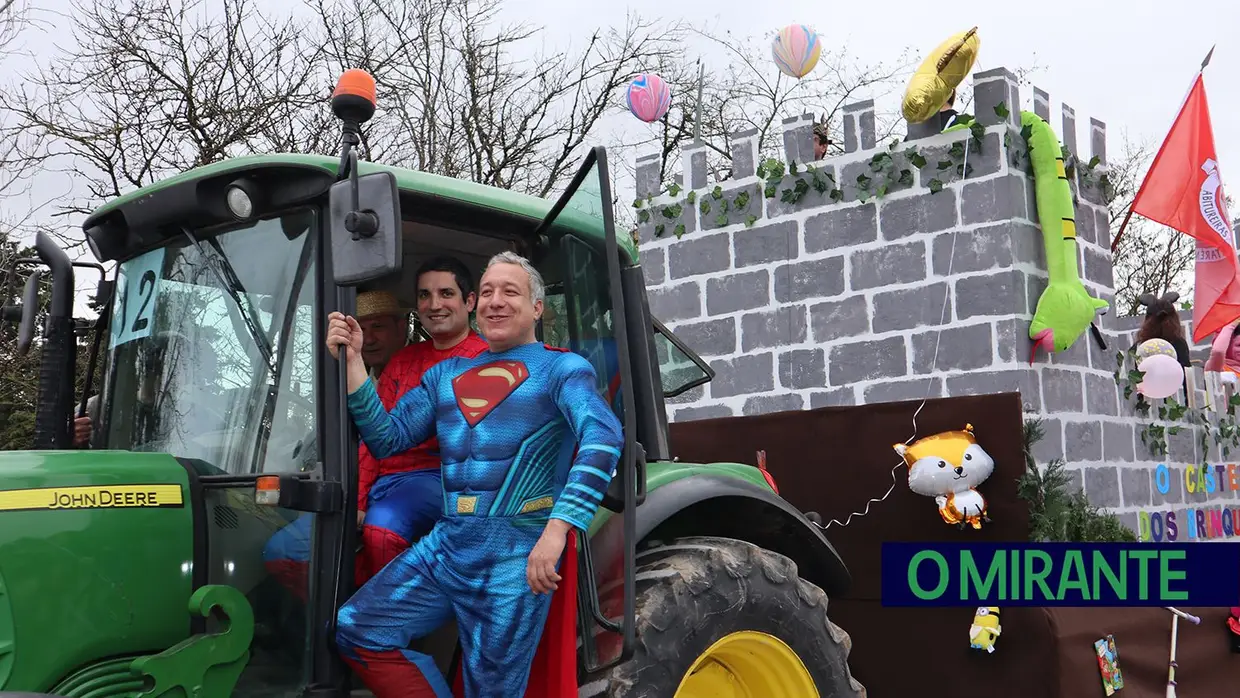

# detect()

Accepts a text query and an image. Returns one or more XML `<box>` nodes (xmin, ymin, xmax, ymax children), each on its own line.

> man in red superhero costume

<box><xmin>354</xmin><ymin>258</ymin><xmax>489</xmax><ymax>580</ymax></box>
<box><xmin>263</xmin><ymin>258</ymin><xmax>488</xmax><ymax>594</ymax></box>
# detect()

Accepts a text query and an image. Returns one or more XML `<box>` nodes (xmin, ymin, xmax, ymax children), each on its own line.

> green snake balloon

<box><xmin>944</xmin><ymin>111</ymin><xmax>1108</xmax><ymax>361</ymax></box>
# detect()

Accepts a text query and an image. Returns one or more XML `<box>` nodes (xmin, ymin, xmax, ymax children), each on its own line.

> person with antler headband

<box><xmin>1137</xmin><ymin>292</ymin><xmax>1192</xmax><ymax>369</ymax></box>
<box><xmin>813</xmin><ymin>120</ymin><xmax>832</xmax><ymax>161</ymax></box>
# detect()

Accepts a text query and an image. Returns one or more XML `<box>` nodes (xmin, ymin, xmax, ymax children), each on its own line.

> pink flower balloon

<box><xmin>626</xmin><ymin>73</ymin><xmax>672</xmax><ymax>123</ymax></box>
<box><xmin>1137</xmin><ymin>354</ymin><xmax>1185</xmax><ymax>399</ymax></box>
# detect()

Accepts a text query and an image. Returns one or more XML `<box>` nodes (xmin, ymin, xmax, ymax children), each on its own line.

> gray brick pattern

<box><xmin>782</xmin><ymin>113</ymin><xmax>818</xmax><ymax>166</ymax></box>
<box><xmin>916</xmin><ymin>131</ymin><xmax>1003</xmax><ymax>188</ymax></box>
<box><xmin>1033</xmin><ymin>87</ymin><xmax>1050</xmax><ymax>121</ymax></box>
<box><xmin>804</xmin><ymin>203</ymin><xmax>877</xmax><ymax>251</ymax></box>
<box><xmin>973</xmin><ymin>68</ymin><xmax>1020</xmax><ymax>129</ymax></box>
<box><xmin>730</xmin><ymin>128</ymin><xmax>759</xmax><ymax>179</ymax></box>
<box><xmin>774</xmin><ymin>256</ymin><xmax>845</xmax><ymax>303</ymax></box>
<box><xmin>683</xmin><ymin>143</ymin><xmax>708</xmax><ymax>190</ymax></box>
<box><xmin>630</xmin><ymin>67</ymin><xmax>1240</xmax><ymax>529</ymax></box>
<box><xmin>735</xmin><ymin>221</ymin><xmax>798</xmax><ymax>268</ymax></box>
<box><xmin>1061</xmin><ymin>104</ymin><xmax>1078</xmax><ymax>155</ymax></box>
<box><xmin>669</xmin><ymin>232</ymin><xmax>729</xmax><ymax>280</ymax></box>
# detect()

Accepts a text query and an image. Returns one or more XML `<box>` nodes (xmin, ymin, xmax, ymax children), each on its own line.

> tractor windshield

<box><xmin>99</xmin><ymin>209</ymin><xmax>320</xmax><ymax>475</ymax></box>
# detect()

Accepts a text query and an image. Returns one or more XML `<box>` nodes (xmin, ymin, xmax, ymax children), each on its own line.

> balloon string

<box><xmin>816</xmin><ymin>133</ymin><xmax>972</xmax><ymax>530</ymax></box>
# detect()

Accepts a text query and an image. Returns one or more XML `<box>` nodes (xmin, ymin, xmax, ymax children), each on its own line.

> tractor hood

<box><xmin>0</xmin><ymin>450</ymin><xmax>195</xmax><ymax>692</ymax></box>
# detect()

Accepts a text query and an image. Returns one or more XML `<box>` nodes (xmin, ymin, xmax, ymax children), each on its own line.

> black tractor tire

<box><xmin>581</xmin><ymin>535</ymin><xmax>865</xmax><ymax>698</ymax></box>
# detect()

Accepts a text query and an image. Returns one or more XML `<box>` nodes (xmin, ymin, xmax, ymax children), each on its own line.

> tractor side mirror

<box><xmin>92</xmin><ymin>277</ymin><xmax>114</xmax><ymax>313</ymax></box>
<box><xmin>16</xmin><ymin>268</ymin><xmax>41</xmax><ymax>355</ymax></box>
<box><xmin>329</xmin><ymin>171</ymin><xmax>402</xmax><ymax>286</ymax></box>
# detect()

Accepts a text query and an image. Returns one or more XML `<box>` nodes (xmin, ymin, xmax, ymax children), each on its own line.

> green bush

<box><xmin>1017</xmin><ymin>417</ymin><xmax>1137</xmax><ymax>543</ymax></box>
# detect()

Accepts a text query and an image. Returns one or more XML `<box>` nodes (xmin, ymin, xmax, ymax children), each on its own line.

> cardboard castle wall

<box><xmin>633</xmin><ymin>66</ymin><xmax>1240</xmax><ymax>536</ymax></box>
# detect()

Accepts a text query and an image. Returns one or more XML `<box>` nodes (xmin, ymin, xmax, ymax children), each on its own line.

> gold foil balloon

<box><xmin>901</xmin><ymin>27</ymin><xmax>981</xmax><ymax>124</ymax></box>
<box><xmin>1136</xmin><ymin>338</ymin><xmax>1177</xmax><ymax>362</ymax></box>
<box><xmin>894</xmin><ymin>423</ymin><xmax>995</xmax><ymax>529</ymax></box>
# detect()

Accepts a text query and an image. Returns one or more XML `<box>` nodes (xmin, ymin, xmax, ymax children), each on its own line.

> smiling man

<box><xmin>356</xmin><ymin>290</ymin><xmax>411</xmax><ymax>378</ymax></box>
<box><xmin>353</xmin><ymin>258</ymin><xmax>489</xmax><ymax>581</ymax></box>
<box><xmin>263</xmin><ymin>260</ymin><xmax>487</xmax><ymax>599</ymax></box>
<box><xmin>328</xmin><ymin>251</ymin><xmax>624</xmax><ymax>698</ymax></box>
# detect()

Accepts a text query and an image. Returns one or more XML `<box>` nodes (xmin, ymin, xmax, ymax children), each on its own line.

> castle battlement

<box><xmin>633</xmin><ymin>66</ymin><xmax>1240</xmax><ymax>539</ymax></box>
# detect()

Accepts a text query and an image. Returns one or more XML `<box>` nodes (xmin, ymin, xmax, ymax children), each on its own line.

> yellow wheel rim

<box><xmin>673</xmin><ymin>631</ymin><xmax>819</xmax><ymax>698</ymax></box>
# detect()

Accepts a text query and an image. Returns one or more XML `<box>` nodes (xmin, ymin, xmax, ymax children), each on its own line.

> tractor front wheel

<box><xmin>583</xmin><ymin>536</ymin><xmax>865</xmax><ymax>698</ymax></box>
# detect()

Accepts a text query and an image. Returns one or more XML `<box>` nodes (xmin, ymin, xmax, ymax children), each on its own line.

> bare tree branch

<box><xmin>0</xmin><ymin>0</ymin><xmax>328</xmax><ymax>225</ymax></box>
<box><xmin>312</xmin><ymin>0</ymin><xmax>688</xmax><ymax>196</ymax></box>
<box><xmin>614</xmin><ymin>24</ymin><xmax>916</xmax><ymax>188</ymax></box>
<box><xmin>1106</xmin><ymin>133</ymin><xmax>1196</xmax><ymax>316</ymax></box>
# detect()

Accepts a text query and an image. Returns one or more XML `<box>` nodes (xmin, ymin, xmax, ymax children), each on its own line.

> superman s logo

<box><xmin>452</xmin><ymin>361</ymin><xmax>529</xmax><ymax>426</ymax></box>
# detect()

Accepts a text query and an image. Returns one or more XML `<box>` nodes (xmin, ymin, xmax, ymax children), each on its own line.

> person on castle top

<box><xmin>1136</xmin><ymin>292</ymin><xmax>1193</xmax><ymax>369</ymax></box>
<box><xmin>901</xmin><ymin>88</ymin><xmax>962</xmax><ymax>144</ymax></box>
<box><xmin>1205</xmin><ymin>318</ymin><xmax>1240</xmax><ymax>379</ymax></box>
<box><xmin>330</xmin><ymin>251</ymin><xmax>624</xmax><ymax>698</ymax></box>
<box><xmin>813</xmin><ymin>121</ymin><xmax>832</xmax><ymax>160</ymax></box>
<box><xmin>938</xmin><ymin>89</ymin><xmax>960</xmax><ymax>131</ymax></box>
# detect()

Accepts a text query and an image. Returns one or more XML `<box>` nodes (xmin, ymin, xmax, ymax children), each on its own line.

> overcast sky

<box><xmin>2</xmin><ymin>0</ymin><xmax>1237</xmax><ymax>311</ymax></box>
<box><xmin>516</xmin><ymin>0</ymin><xmax>1239</xmax><ymax>172</ymax></box>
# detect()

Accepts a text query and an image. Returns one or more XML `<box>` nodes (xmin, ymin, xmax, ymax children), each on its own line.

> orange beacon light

<box><xmin>332</xmin><ymin>69</ymin><xmax>377</xmax><ymax>124</ymax></box>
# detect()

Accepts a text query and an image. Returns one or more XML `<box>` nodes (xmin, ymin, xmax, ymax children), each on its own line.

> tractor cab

<box><xmin>48</xmin><ymin>71</ymin><xmax>713</xmax><ymax>696</ymax></box>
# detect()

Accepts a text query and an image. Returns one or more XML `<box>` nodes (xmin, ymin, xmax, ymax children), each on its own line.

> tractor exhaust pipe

<box><xmin>31</xmin><ymin>230</ymin><xmax>75</xmax><ymax>450</ymax></box>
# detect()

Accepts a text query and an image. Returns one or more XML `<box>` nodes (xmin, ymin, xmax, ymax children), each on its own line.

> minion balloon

<box><xmin>969</xmin><ymin>607</ymin><xmax>1002</xmax><ymax>653</ymax></box>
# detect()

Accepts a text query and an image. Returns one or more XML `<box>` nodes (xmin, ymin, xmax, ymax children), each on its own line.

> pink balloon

<box><xmin>626</xmin><ymin>73</ymin><xmax>672</xmax><ymax>123</ymax></box>
<box><xmin>1137</xmin><ymin>354</ymin><xmax>1185</xmax><ymax>399</ymax></box>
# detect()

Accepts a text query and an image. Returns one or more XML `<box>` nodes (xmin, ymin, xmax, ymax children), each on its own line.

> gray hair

<box><xmin>485</xmin><ymin>251</ymin><xmax>545</xmax><ymax>304</ymax></box>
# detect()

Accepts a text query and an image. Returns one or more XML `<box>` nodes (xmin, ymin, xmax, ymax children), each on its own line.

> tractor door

<box><xmin>98</xmin><ymin>212</ymin><xmax>340</xmax><ymax>697</ymax></box>
<box><xmin>532</xmin><ymin>146</ymin><xmax>640</xmax><ymax>672</ymax></box>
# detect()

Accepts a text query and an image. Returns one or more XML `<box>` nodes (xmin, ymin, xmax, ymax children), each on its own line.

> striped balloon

<box><xmin>771</xmin><ymin>24</ymin><xmax>822</xmax><ymax>78</ymax></box>
<box><xmin>626</xmin><ymin>73</ymin><xmax>672</xmax><ymax>123</ymax></box>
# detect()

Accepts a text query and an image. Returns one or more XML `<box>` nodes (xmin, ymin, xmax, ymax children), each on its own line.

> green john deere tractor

<box><xmin>0</xmin><ymin>71</ymin><xmax>865</xmax><ymax>698</ymax></box>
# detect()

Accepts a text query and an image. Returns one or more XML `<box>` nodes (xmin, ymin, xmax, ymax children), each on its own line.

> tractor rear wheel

<box><xmin>581</xmin><ymin>536</ymin><xmax>865</xmax><ymax>698</ymax></box>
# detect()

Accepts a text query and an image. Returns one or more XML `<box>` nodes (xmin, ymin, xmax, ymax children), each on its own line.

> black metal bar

<box><xmin>32</xmin><ymin>231</ymin><xmax>75</xmax><ymax>449</ymax></box>
<box><xmin>593</xmin><ymin>146</ymin><xmax>639</xmax><ymax>663</ymax></box>
<box><xmin>76</xmin><ymin>264</ymin><xmax>113</xmax><ymax>422</ymax></box>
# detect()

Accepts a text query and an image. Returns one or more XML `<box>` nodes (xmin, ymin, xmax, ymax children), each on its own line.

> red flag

<box><xmin>1128</xmin><ymin>72</ymin><xmax>1238</xmax><ymax>342</ymax></box>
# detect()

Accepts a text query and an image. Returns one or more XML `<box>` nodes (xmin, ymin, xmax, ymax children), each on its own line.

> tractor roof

<box><xmin>84</xmin><ymin>153</ymin><xmax>637</xmax><ymax>262</ymax></box>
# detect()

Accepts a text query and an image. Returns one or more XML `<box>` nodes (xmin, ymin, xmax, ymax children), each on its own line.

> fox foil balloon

<box><xmin>894</xmin><ymin>423</ymin><xmax>995</xmax><ymax>529</ymax></box>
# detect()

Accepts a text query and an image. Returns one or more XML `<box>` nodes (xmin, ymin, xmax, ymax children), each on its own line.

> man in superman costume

<box><xmin>264</xmin><ymin>259</ymin><xmax>487</xmax><ymax>597</ymax></box>
<box><xmin>329</xmin><ymin>251</ymin><xmax>624</xmax><ymax>698</ymax></box>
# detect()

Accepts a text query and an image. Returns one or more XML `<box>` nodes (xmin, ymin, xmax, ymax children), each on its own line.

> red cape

<box><xmin>452</xmin><ymin>533</ymin><xmax>579</xmax><ymax>697</ymax></box>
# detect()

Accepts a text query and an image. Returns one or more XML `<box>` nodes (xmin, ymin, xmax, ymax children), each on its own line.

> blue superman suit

<box><xmin>335</xmin><ymin>342</ymin><xmax>624</xmax><ymax>698</ymax></box>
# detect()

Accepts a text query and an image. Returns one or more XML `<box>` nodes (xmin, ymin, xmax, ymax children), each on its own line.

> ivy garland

<box><xmin>753</xmin><ymin>157</ymin><xmax>838</xmax><ymax>211</ymax></box>
<box><xmin>857</xmin><ymin>141</ymin><xmax>919</xmax><ymax>202</ymax></box>
<box><xmin>1113</xmin><ymin>346</ymin><xmax>1240</xmax><ymax>460</ymax></box>
<box><xmin>631</xmin><ymin>182</ymin><xmax>689</xmax><ymax>240</ymax></box>
<box><xmin>928</xmin><ymin>110</ymin><xmax>988</xmax><ymax>193</ymax></box>
<box><xmin>630</xmin><ymin>115</ymin><xmax>1002</xmax><ymax>239</ymax></box>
